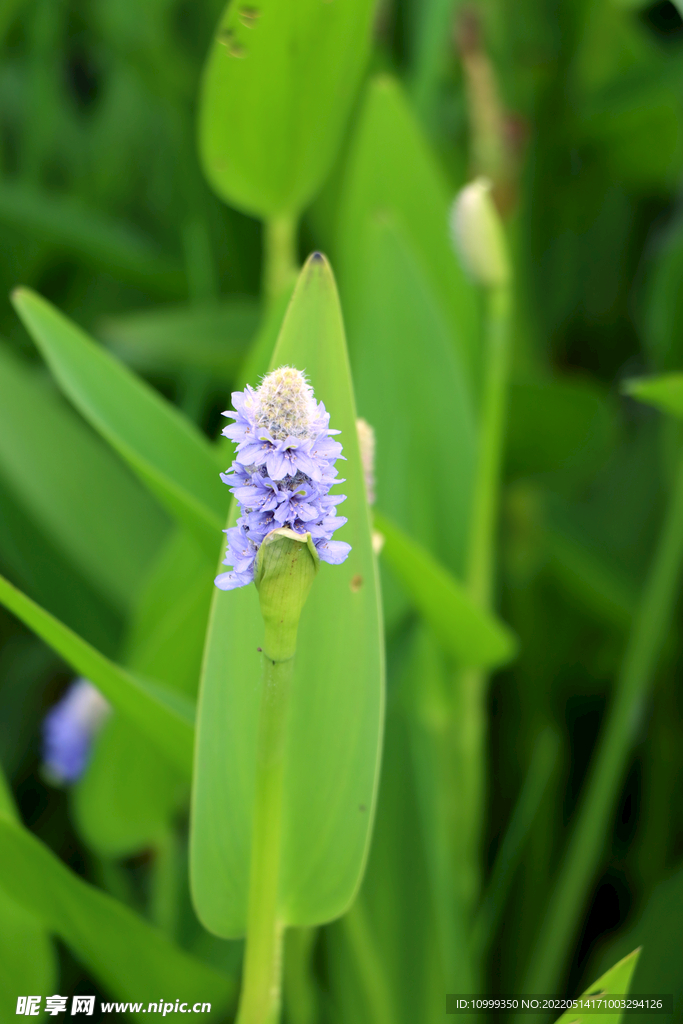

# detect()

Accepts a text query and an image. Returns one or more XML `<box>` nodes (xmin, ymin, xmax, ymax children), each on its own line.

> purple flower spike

<box><xmin>42</xmin><ymin>678</ymin><xmax>111</xmax><ymax>784</ymax></box>
<box><xmin>215</xmin><ymin>366</ymin><xmax>351</xmax><ymax>591</ymax></box>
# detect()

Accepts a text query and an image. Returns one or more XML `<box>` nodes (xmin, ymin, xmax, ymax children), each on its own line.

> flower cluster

<box><xmin>215</xmin><ymin>366</ymin><xmax>351</xmax><ymax>591</ymax></box>
<box><xmin>42</xmin><ymin>678</ymin><xmax>110</xmax><ymax>784</ymax></box>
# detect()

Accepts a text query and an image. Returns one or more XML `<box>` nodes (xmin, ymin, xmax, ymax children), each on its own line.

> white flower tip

<box><xmin>256</xmin><ymin>365</ymin><xmax>316</xmax><ymax>440</ymax></box>
<box><xmin>450</xmin><ymin>177</ymin><xmax>510</xmax><ymax>287</ymax></box>
<box><xmin>356</xmin><ymin>418</ymin><xmax>376</xmax><ymax>505</ymax></box>
<box><xmin>71</xmin><ymin>678</ymin><xmax>111</xmax><ymax>730</ymax></box>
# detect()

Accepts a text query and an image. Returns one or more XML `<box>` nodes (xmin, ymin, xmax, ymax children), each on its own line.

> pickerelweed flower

<box><xmin>42</xmin><ymin>678</ymin><xmax>110</xmax><ymax>784</ymax></box>
<box><xmin>215</xmin><ymin>366</ymin><xmax>351</xmax><ymax>591</ymax></box>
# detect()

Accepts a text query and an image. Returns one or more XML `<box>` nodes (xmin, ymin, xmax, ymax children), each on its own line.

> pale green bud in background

<box><xmin>450</xmin><ymin>177</ymin><xmax>510</xmax><ymax>288</ymax></box>
<box><xmin>356</xmin><ymin>417</ymin><xmax>376</xmax><ymax>506</ymax></box>
<box><xmin>355</xmin><ymin>417</ymin><xmax>385</xmax><ymax>555</ymax></box>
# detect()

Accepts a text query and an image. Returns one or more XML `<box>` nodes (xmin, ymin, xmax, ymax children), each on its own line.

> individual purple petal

<box><xmin>265</xmin><ymin>450</ymin><xmax>289</xmax><ymax>479</ymax></box>
<box><xmin>316</xmin><ymin>540</ymin><xmax>352</xmax><ymax>565</ymax></box>
<box><xmin>215</xmin><ymin>568</ymin><xmax>255</xmax><ymax>590</ymax></box>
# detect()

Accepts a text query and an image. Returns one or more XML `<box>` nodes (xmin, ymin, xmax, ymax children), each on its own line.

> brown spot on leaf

<box><xmin>238</xmin><ymin>6</ymin><xmax>260</xmax><ymax>27</ymax></box>
<box><xmin>350</xmin><ymin>574</ymin><xmax>363</xmax><ymax>592</ymax></box>
<box><xmin>217</xmin><ymin>28</ymin><xmax>246</xmax><ymax>57</ymax></box>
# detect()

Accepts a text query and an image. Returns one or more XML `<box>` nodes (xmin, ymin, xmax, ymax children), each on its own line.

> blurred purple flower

<box><xmin>42</xmin><ymin>678</ymin><xmax>110</xmax><ymax>784</ymax></box>
<box><xmin>215</xmin><ymin>366</ymin><xmax>351</xmax><ymax>591</ymax></box>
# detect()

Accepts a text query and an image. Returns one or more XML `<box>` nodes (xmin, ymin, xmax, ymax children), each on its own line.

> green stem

<box><xmin>524</xmin><ymin>448</ymin><xmax>683</xmax><ymax>992</ymax></box>
<box><xmin>236</xmin><ymin>654</ymin><xmax>294</xmax><ymax>1024</ymax></box>
<box><xmin>342</xmin><ymin>898</ymin><xmax>395</xmax><ymax>1024</ymax></box>
<box><xmin>263</xmin><ymin>215</ymin><xmax>298</xmax><ymax>307</ymax></box>
<box><xmin>466</xmin><ymin>285</ymin><xmax>512</xmax><ymax>608</ymax></box>
<box><xmin>455</xmin><ymin>283</ymin><xmax>512</xmax><ymax>922</ymax></box>
<box><xmin>472</xmin><ymin>728</ymin><xmax>559</xmax><ymax>955</ymax></box>
<box><xmin>150</xmin><ymin>828</ymin><xmax>180</xmax><ymax>939</ymax></box>
<box><xmin>410</xmin><ymin>0</ymin><xmax>460</xmax><ymax>125</ymax></box>
<box><xmin>283</xmin><ymin>928</ymin><xmax>318</xmax><ymax>1024</ymax></box>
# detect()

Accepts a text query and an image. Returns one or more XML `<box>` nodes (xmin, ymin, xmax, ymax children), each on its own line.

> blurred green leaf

<box><xmin>553</xmin><ymin>949</ymin><xmax>641</xmax><ymax>1024</ymax></box>
<box><xmin>474</xmin><ymin>728</ymin><xmax>560</xmax><ymax>955</ymax></box>
<box><xmin>199</xmin><ymin>0</ymin><xmax>376</xmax><ymax>217</ymax></box>
<box><xmin>401</xmin><ymin>625</ymin><xmax>468</xmax><ymax>999</ymax></box>
<box><xmin>333</xmin><ymin>75</ymin><xmax>479</xmax><ymax>383</ymax></box>
<box><xmin>191</xmin><ymin>255</ymin><xmax>384</xmax><ymax>936</ymax></box>
<box><xmin>236</xmin><ymin>282</ymin><xmax>294</xmax><ymax>390</ymax></box>
<box><xmin>545</xmin><ymin>523</ymin><xmax>637</xmax><ymax>629</ymax></box>
<box><xmin>507</xmin><ymin>377</ymin><xmax>618</xmax><ymax>485</ymax></box>
<box><xmin>576</xmin><ymin>4</ymin><xmax>683</xmax><ymax>188</ymax></box>
<box><xmin>99</xmin><ymin>298</ymin><xmax>259</xmax><ymax>376</ymax></box>
<box><xmin>0</xmin><ymin>184</ymin><xmax>185</xmax><ymax>296</ymax></box>
<box><xmin>12</xmin><ymin>288</ymin><xmax>227</xmax><ymax>555</ymax></box>
<box><xmin>375</xmin><ymin>512</ymin><xmax>517</xmax><ymax>669</ymax></box>
<box><xmin>125</xmin><ymin>529</ymin><xmax>215</xmax><ymax>697</ymax></box>
<box><xmin>76</xmin><ymin>530</ymin><xmax>213</xmax><ymax>856</ymax></box>
<box><xmin>642</xmin><ymin>213</ymin><xmax>683</xmax><ymax>371</ymax></box>
<box><xmin>624</xmin><ymin>372</ymin><xmax>683</xmax><ymax>418</ymax></box>
<box><xmin>345</xmin><ymin>213</ymin><xmax>476</xmax><ymax>577</ymax></box>
<box><xmin>0</xmin><ymin>0</ymin><xmax>32</xmax><ymax>40</ymax></box>
<box><xmin>545</xmin><ymin>424</ymin><xmax>664</xmax><ymax>586</ymax></box>
<box><xmin>581</xmin><ymin>85</ymin><xmax>683</xmax><ymax>189</ymax></box>
<box><xmin>0</xmin><ymin>769</ymin><xmax>56</xmax><ymax>1019</ymax></box>
<box><xmin>0</xmin><ymin>816</ymin><xmax>233</xmax><ymax>1020</ymax></box>
<box><xmin>0</xmin><ymin>473</ymin><xmax>121</xmax><ymax>654</ymax></box>
<box><xmin>328</xmin><ymin>640</ymin><xmax>441</xmax><ymax>1024</ymax></box>
<box><xmin>74</xmin><ymin>715</ymin><xmax>185</xmax><ymax>857</ymax></box>
<box><xmin>0</xmin><ymin>573</ymin><xmax>194</xmax><ymax>775</ymax></box>
<box><xmin>593</xmin><ymin>864</ymin><xmax>683</xmax><ymax>1023</ymax></box>
<box><xmin>0</xmin><ymin>343</ymin><xmax>168</xmax><ymax>616</ymax></box>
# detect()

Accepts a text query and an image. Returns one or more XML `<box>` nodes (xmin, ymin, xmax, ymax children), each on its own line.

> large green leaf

<box><xmin>0</xmin><ymin>817</ymin><xmax>233</xmax><ymax>1021</ymax></box>
<box><xmin>99</xmin><ymin>298</ymin><xmax>259</xmax><ymax>376</ymax></box>
<box><xmin>0</xmin><ymin>573</ymin><xmax>194</xmax><ymax>775</ymax></box>
<box><xmin>191</xmin><ymin>254</ymin><xmax>384</xmax><ymax>936</ymax></box>
<box><xmin>199</xmin><ymin>0</ymin><xmax>376</xmax><ymax>217</ymax></box>
<box><xmin>11</xmin><ymin>289</ymin><xmax>227</xmax><ymax>555</ymax></box>
<box><xmin>0</xmin><ymin>343</ymin><xmax>168</xmax><ymax>615</ymax></box>
<box><xmin>332</xmin><ymin>75</ymin><xmax>479</xmax><ymax>384</ymax></box>
<box><xmin>553</xmin><ymin>949</ymin><xmax>641</xmax><ymax>1024</ymax></box>
<box><xmin>624</xmin><ymin>372</ymin><xmax>683</xmax><ymax>420</ymax></box>
<box><xmin>0</xmin><ymin>770</ymin><xmax>55</xmax><ymax>1019</ymax></box>
<box><xmin>375</xmin><ymin>512</ymin><xmax>516</xmax><ymax>669</ymax></box>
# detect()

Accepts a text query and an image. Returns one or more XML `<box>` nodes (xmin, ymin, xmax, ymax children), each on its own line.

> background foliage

<box><xmin>1</xmin><ymin>0</ymin><xmax>683</xmax><ymax>1020</ymax></box>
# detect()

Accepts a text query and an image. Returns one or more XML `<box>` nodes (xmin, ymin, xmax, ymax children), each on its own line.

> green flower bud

<box><xmin>254</xmin><ymin>528</ymin><xmax>320</xmax><ymax>661</ymax></box>
<box><xmin>450</xmin><ymin>177</ymin><xmax>510</xmax><ymax>287</ymax></box>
